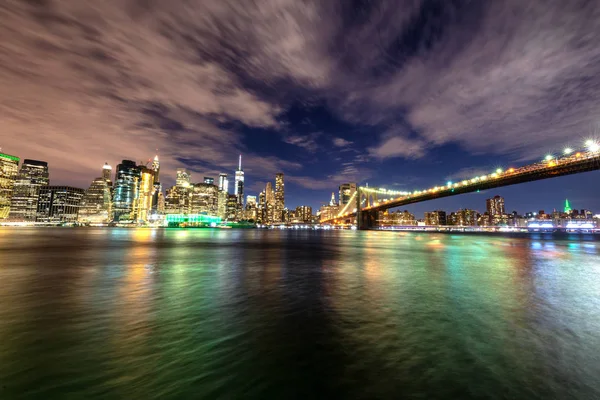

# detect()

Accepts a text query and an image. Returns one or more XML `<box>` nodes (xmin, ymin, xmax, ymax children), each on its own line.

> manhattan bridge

<box><xmin>322</xmin><ymin>141</ymin><xmax>600</xmax><ymax>229</ymax></box>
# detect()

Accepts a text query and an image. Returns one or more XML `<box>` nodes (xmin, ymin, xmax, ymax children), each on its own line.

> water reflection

<box><xmin>0</xmin><ymin>228</ymin><xmax>599</xmax><ymax>399</ymax></box>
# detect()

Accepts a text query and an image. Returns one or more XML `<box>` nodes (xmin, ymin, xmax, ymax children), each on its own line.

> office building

<box><xmin>151</xmin><ymin>155</ymin><xmax>161</xmax><ymax>212</ymax></box>
<box><xmin>234</xmin><ymin>155</ymin><xmax>244</xmax><ymax>205</ymax></box>
<box><xmin>165</xmin><ymin>186</ymin><xmax>189</xmax><ymax>214</ymax></box>
<box><xmin>226</xmin><ymin>193</ymin><xmax>238</xmax><ymax>220</ymax></box>
<box><xmin>78</xmin><ymin>166</ymin><xmax>113</xmax><ymax>224</ymax></box>
<box><xmin>136</xmin><ymin>166</ymin><xmax>155</xmax><ymax>222</ymax></box>
<box><xmin>0</xmin><ymin>152</ymin><xmax>20</xmax><ymax>219</ymax></box>
<box><xmin>455</xmin><ymin>209</ymin><xmax>478</xmax><ymax>226</ymax></box>
<box><xmin>176</xmin><ymin>168</ymin><xmax>191</xmax><ymax>187</ymax></box>
<box><xmin>102</xmin><ymin>162</ymin><xmax>112</xmax><ymax>185</ymax></box>
<box><xmin>36</xmin><ymin>186</ymin><xmax>84</xmax><ymax>223</ymax></box>
<box><xmin>295</xmin><ymin>205</ymin><xmax>312</xmax><ymax>223</ymax></box>
<box><xmin>9</xmin><ymin>159</ymin><xmax>49</xmax><ymax>221</ymax></box>
<box><xmin>112</xmin><ymin>160</ymin><xmax>140</xmax><ymax>221</ymax></box>
<box><xmin>380</xmin><ymin>210</ymin><xmax>416</xmax><ymax>226</ymax></box>
<box><xmin>486</xmin><ymin>195</ymin><xmax>505</xmax><ymax>218</ymax></box>
<box><xmin>217</xmin><ymin>190</ymin><xmax>228</xmax><ymax>219</ymax></box>
<box><xmin>218</xmin><ymin>173</ymin><xmax>229</xmax><ymax>193</ymax></box>
<box><xmin>274</xmin><ymin>173</ymin><xmax>285</xmax><ymax>223</ymax></box>
<box><xmin>247</xmin><ymin>195</ymin><xmax>257</xmax><ymax>207</ymax></box>
<box><xmin>190</xmin><ymin>183</ymin><xmax>219</xmax><ymax>215</ymax></box>
<box><xmin>425</xmin><ymin>210</ymin><xmax>447</xmax><ymax>226</ymax></box>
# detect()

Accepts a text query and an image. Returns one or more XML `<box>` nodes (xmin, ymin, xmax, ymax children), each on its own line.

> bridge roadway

<box><xmin>325</xmin><ymin>150</ymin><xmax>600</xmax><ymax>229</ymax></box>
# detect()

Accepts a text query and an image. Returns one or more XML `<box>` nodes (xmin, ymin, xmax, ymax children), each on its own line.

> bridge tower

<box><xmin>356</xmin><ymin>186</ymin><xmax>379</xmax><ymax>230</ymax></box>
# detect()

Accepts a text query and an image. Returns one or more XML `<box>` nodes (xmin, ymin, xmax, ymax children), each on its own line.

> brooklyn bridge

<box><xmin>323</xmin><ymin>142</ymin><xmax>600</xmax><ymax>229</ymax></box>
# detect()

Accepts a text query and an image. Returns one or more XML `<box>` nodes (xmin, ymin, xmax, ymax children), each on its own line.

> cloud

<box><xmin>368</xmin><ymin>136</ymin><xmax>427</xmax><ymax>159</ymax></box>
<box><xmin>332</xmin><ymin>137</ymin><xmax>352</xmax><ymax>147</ymax></box>
<box><xmin>445</xmin><ymin>167</ymin><xmax>495</xmax><ymax>182</ymax></box>
<box><xmin>288</xmin><ymin>163</ymin><xmax>371</xmax><ymax>189</ymax></box>
<box><xmin>283</xmin><ymin>132</ymin><xmax>322</xmax><ymax>152</ymax></box>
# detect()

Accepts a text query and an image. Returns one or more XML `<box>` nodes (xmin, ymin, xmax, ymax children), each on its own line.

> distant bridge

<box><xmin>323</xmin><ymin>143</ymin><xmax>600</xmax><ymax>229</ymax></box>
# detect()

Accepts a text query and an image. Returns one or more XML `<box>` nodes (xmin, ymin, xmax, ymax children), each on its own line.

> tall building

<box><xmin>112</xmin><ymin>160</ymin><xmax>140</xmax><ymax>221</ymax></box>
<box><xmin>486</xmin><ymin>195</ymin><xmax>505</xmax><ymax>216</ymax></box>
<box><xmin>165</xmin><ymin>186</ymin><xmax>189</xmax><ymax>214</ymax></box>
<box><xmin>425</xmin><ymin>210</ymin><xmax>447</xmax><ymax>226</ymax></box>
<box><xmin>36</xmin><ymin>186</ymin><xmax>84</xmax><ymax>223</ymax></box>
<box><xmin>0</xmin><ymin>152</ymin><xmax>20</xmax><ymax>219</ymax></box>
<box><xmin>217</xmin><ymin>190</ymin><xmax>228</xmax><ymax>219</ymax></box>
<box><xmin>136</xmin><ymin>166</ymin><xmax>155</xmax><ymax>222</ymax></box>
<box><xmin>176</xmin><ymin>168</ymin><xmax>191</xmax><ymax>187</ymax></box>
<box><xmin>9</xmin><ymin>159</ymin><xmax>49</xmax><ymax>221</ymax></box>
<box><xmin>265</xmin><ymin>182</ymin><xmax>274</xmax><ymax>205</ymax></box>
<box><xmin>102</xmin><ymin>162</ymin><xmax>112</xmax><ymax>185</ymax></box>
<box><xmin>295</xmin><ymin>206</ymin><xmax>312</xmax><ymax>223</ymax></box>
<box><xmin>274</xmin><ymin>173</ymin><xmax>285</xmax><ymax>223</ymax></box>
<box><xmin>204</xmin><ymin>177</ymin><xmax>214</xmax><ymax>185</ymax></box>
<box><xmin>329</xmin><ymin>192</ymin><xmax>337</xmax><ymax>206</ymax></box>
<box><xmin>218</xmin><ymin>173</ymin><xmax>229</xmax><ymax>193</ymax></box>
<box><xmin>338</xmin><ymin>183</ymin><xmax>357</xmax><ymax>207</ymax></box>
<box><xmin>78</xmin><ymin>164</ymin><xmax>113</xmax><ymax>224</ymax></box>
<box><xmin>455</xmin><ymin>209</ymin><xmax>478</xmax><ymax>226</ymax></box>
<box><xmin>247</xmin><ymin>195</ymin><xmax>257</xmax><ymax>207</ymax></box>
<box><xmin>151</xmin><ymin>155</ymin><xmax>161</xmax><ymax>212</ymax></box>
<box><xmin>226</xmin><ymin>194</ymin><xmax>238</xmax><ymax>220</ymax></box>
<box><xmin>190</xmin><ymin>183</ymin><xmax>219</xmax><ymax>215</ymax></box>
<box><xmin>234</xmin><ymin>155</ymin><xmax>244</xmax><ymax>206</ymax></box>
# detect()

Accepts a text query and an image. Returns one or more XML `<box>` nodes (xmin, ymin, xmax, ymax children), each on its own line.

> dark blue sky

<box><xmin>2</xmin><ymin>0</ymin><xmax>600</xmax><ymax>217</ymax></box>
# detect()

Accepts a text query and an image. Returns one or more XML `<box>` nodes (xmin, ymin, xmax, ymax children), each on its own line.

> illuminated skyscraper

<box><xmin>218</xmin><ymin>173</ymin><xmax>229</xmax><ymax>193</ymax></box>
<box><xmin>234</xmin><ymin>155</ymin><xmax>244</xmax><ymax>205</ymax></box>
<box><xmin>9</xmin><ymin>159</ymin><xmax>49</xmax><ymax>221</ymax></box>
<box><xmin>112</xmin><ymin>160</ymin><xmax>140</xmax><ymax>221</ymax></box>
<box><xmin>102</xmin><ymin>162</ymin><xmax>112</xmax><ymax>185</ymax></box>
<box><xmin>246</xmin><ymin>195</ymin><xmax>257</xmax><ymax>207</ymax></box>
<box><xmin>486</xmin><ymin>195</ymin><xmax>505</xmax><ymax>216</ymax></box>
<box><xmin>226</xmin><ymin>194</ymin><xmax>238</xmax><ymax>220</ymax></box>
<box><xmin>425</xmin><ymin>210</ymin><xmax>447</xmax><ymax>226</ymax></box>
<box><xmin>151</xmin><ymin>155</ymin><xmax>161</xmax><ymax>212</ymax></box>
<box><xmin>190</xmin><ymin>183</ymin><xmax>219</xmax><ymax>215</ymax></box>
<box><xmin>564</xmin><ymin>199</ymin><xmax>572</xmax><ymax>214</ymax></box>
<box><xmin>265</xmin><ymin>182</ymin><xmax>274</xmax><ymax>205</ymax></box>
<box><xmin>204</xmin><ymin>177</ymin><xmax>214</xmax><ymax>185</ymax></box>
<box><xmin>36</xmin><ymin>186</ymin><xmax>84</xmax><ymax>223</ymax></box>
<box><xmin>136</xmin><ymin>166</ymin><xmax>155</xmax><ymax>222</ymax></box>
<box><xmin>79</xmin><ymin>164</ymin><xmax>113</xmax><ymax>224</ymax></box>
<box><xmin>151</xmin><ymin>155</ymin><xmax>160</xmax><ymax>181</ymax></box>
<box><xmin>274</xmin><ymin>173</ymin><xmax>284</xmax><ymax>222</ymax></box>
<box><xmin>329</xmin><ymin>192</ymin><xmax>337</xmax><ymax>206</ymax></box>
<box><xmin>0</xmin><ymin>152</ymin><xmax>20</xmax><ymax>219</ymax></box>
<box><xmin>217</xmin><ymin>190</ymin><xmax>228</xmax><ymax>219</ymax></box>
<box><xmin>176</xmin><ymin>168</ymin><xmax>191</xmax><ymax>187</ymax></box>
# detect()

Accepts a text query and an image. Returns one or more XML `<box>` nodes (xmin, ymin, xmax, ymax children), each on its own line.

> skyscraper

<box><xmin>234</xmin><ymin>155</ymin><xmax>244</xmax><ymax>206</ymax></box>
<box><xmin>274</xmin><ymin>173</ymin><xmax>284</xmax><ymax>222</ymax></box>
<box><xmin>136</xmin><ymin>166</ymin><xmax>155</xmax><ymax>222</ymax></box>
<box><xmin>425</xmin><ymin>210</ymin><xmax>447</xmax><ymax>226</ymax></box>
<box><xmin>79</xmin><ymin>163</ymin><xmax>113</xmax><ymax>224</ymax></box>
<box><xmin>151</xmin><ymin>155</ymin><xmax>161</xmax><ymax>212</ymax></box>
<box><xmin>0</xmin><ymin>152</ymin><xmax>20</xmax><ymax>219</ymax></box>
<box><xmin>486</xmin><ymin>195</ymin><xmax>505</xmax><ymax>216</ymax></box>
<box><xmin>329</xmin><ymin>192</ymin><xmax>337</xmax><ymax>206</ymax></box>
<box><xmin>190</xmin><ymin>182</ymin><xmax>219</xmax><ymax>215</ymax></box>
<box><xmin>9</xmin><ymin>159</ymin><xmax>49</xmax><ymax>221</ymax></box>
<box><xmin>204</xmin><ymin>177</ymin><xmax>215</xmax><ymax>185</ymax></box>
<box><xmin>102</xmin><ymin>162</ymin><xmax>112</xmax><ymax>185</ymax></box>
<box><xmin>112</xmin><ymin>160</ymin><xmax>140</xmax><ymax>221</ymax></box>
<box><xmin>218</xmin><ymin>173</ymin><xmax>229</xmax><ymax>193</ymax></box>
<box><xmin>176</xmin><ymin>168</ymin><xmax>191</xmax><ymax>187</ymax></box>
<box><xmin>151</xmin><ymin>155</ymin><xmax>160</xmax><ymax>181</ymax></box>
<box><xmin>265</xmin><ymin>182</ymin><xmax>274</xmax><ymax>205</ymax></box>
<box><xmin>36</xmin><ymin>186</ymin><xmax>84</xmax><ymax>223</ymax></box>
<box><xmin>564</xmin><ymin>199</ymin><xmax>572</xmax><ymax>214</ymax></box>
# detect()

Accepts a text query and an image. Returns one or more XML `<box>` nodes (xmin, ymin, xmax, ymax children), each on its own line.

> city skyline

<box><xmin>2</xmin><ymin>1</ymin><xmax>600</xmax><ymax>213</ymax></box>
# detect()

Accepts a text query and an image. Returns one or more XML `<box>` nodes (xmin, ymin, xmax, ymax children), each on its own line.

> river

<box><xmin>1</xmin><ymin>228</ymin><xmax>599</xmax><ymax>399</ymax></box>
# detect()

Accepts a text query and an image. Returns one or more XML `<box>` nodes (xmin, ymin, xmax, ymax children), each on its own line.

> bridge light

<box><xmin>576</xmin><ymin>152</ymin><xmax>582</xmax><ymax>158</ymax></box>
<box><xmin>480</xmin><ymin>175</ymin><xmax>487</xmax><ymax>180</ymax></box>
<box><xmin>447</xmin><ymin>181</ymin><xmax>452</xmax><ymax>186</ymax></box>
<box><xmin>508</xmin><ymin>168</ymin><xmax>515</xmax><ymax>173</ymax></box>
<box><xmin>588</xmin><ymin>141</ymin><xmax>600</xmax><ymax>152</ymax></box>
<box><xmin>496</xmin><ymin>168</ymin><xmax>503</xmax><ymax>174</ymax></box>
<box><xmin>564</xmin><ymin>148</ymin><xmax>573</xmax><ymax>155</ymax></box>
<box><xmin>545</xmin><ymin>154</ymin><xmax>553</xmax><ymax>161</ymax></box>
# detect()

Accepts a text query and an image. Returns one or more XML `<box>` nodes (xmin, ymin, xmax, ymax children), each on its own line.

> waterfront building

<box><xmin>9</xmin><ymin>159</ymin><xmax>49</xmax><ymax>221</ymax></box>
<box><xmin>455</xmin><ymin>209</ymin><xmax>478</xmax><ymax>226</ymax></box>
<box><xmin>136</xmin><ymin>166</ymin><xmax>155</xmax><ymax>222</ymax></box>
<box><xmin>234</xmin><ymin>155</ymin><xmax>244</xmax><ymax>206</ymax></box>
<box><xmin>112</xmin><ymin>160</ymin><xmax>140</xmax><ymax>221</ymax></box>
<box><xmin>425</xmin><ymin>210</ymin><xmax>447</xmax><ymax>226</ymax></box>
<box><xmin>190</xmin><ymin>183</ymin><xmax>219</xmax><ymax>215</ymax></box>
<box><xmin>165</xmin><ymin>186</ymin><xmax>190</xmax><ymax>214</ymax></box>
<box><xmin>275</xmin><ymin>173</ymin><xmax>285</xmax><ymax>222</ymax></box>
<box><xmin>36</xmin><ymin>186</ymin><xmax>84</xmax><ymax>223</ymax></box>
<box><xmin>78</xmin><ymin>177</ymin><xmax>112</xmax><ymax>225</ymax></box>
<box><xmin>338</xmin><ymin>183</ymin><xmax>357</xmax><ymax>208</ymax></box>
<box><xmin>0</xmin><ymin>152</ymin><xmax>20</xmax><ymax>219</ymax></box>
<box><xmin>226</xmin><ymin>193</ymin><xmax>238</xmax><ymax>220</ymax></box>
<box><xmin>486</xmin><ymin>195</ymin><xmax>505</xmax><ymax>224</ymax></box>
<box><xmin>380</xmin><ymin>210</ymin><xmax>416</xmax><ymax>226</ymax></box>
<box><xmin>217</xmin><ymin>190</ymin><xmax>228</xmax><ymax>219</ymax></box>
<box><xmin>295</xmin><ymin>205</ymin><xmax>313</xmax><ymax>223</ymax></box>
<box><xmin>218</xmin><ymin>173</ymin><xmax>229</xmax><ymax>193</ymax></box>
<box><xmin>319</xmin><ymin>204</ymin><xmax>339</xmax><ymax>222</ymax></box>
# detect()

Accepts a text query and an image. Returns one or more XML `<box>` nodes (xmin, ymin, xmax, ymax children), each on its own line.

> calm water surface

<box><xmin>1</xmin><ymin>228</ymin><xmax>600</xmax><ymax>399</ymax></box>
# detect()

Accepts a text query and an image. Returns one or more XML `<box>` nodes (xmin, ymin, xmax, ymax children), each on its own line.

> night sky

<box><xmin>2</xmin><ymin>0</ymin><xmax>600</xmax><ymax>217</ymax></box>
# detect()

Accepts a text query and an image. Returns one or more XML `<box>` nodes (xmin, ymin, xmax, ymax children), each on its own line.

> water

<box><xmin>1</xmin><ymin>228</ymin><xmax>600</xmax><ymax>399</ymax></box>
